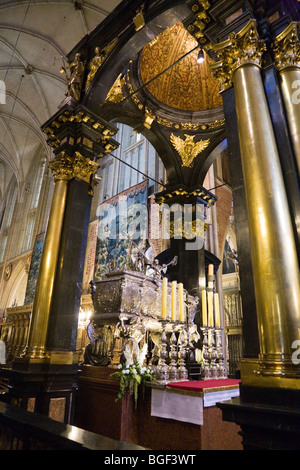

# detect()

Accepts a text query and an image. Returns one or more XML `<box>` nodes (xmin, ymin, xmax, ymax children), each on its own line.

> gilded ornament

<box><xmin>144</xmin><ymin>108</ymin><xmax>156</xmax><ymax>129</ymax></box>
<box><xmin>60</xmin><ymin>53</ymin><xmax>85</xmax><ymax>101</ymax></box>
<box><xmin>273</xmin><ymin>22</ymin><xmax>300</xmax><ymax>71</ymax></box>
<box><xmin>105</xmin><ymin>74</ymin><xmax>126</xmax><ymax>103</ymax></box>
<box><xmin>198</xmin><ymin>0</ymin><xmax>210</xmax><ymax>10</ymax></box>
<box><xmin>170</xmin><ymin>133</ymin><xmax>210</xmax><ymax>167</ymax></box>
<box><xmin>210</xmin><ymin>20</ymin><xmax>266</xmax><ymax>91</ymax></box>
<box><xmin>169</xmin><ymin>219</ymin><xmax>204</xmax><ymax>239</ymax></box>
<box><xmin>85</xmin><ymin>40</ymin><xmax>118</xmax><ymax>91</ymax></box>
<box><xmin>73</xmin><ymin>152</ymin><xmax>99</xmax><ymax>183</ymax></box>
<box><xmin>49</xmin><ymin>152</ymin><xmax>74</xmax><ymax>181</ymax></box>
<box><xmin>133</xmin><ymin>10</ymin><xmax>145</xmax><ymax>31</ymax></box>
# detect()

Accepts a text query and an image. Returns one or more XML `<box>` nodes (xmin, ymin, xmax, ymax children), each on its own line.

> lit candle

<box><xmin>202</xmin><ymin>289</ymin><xmax>207</xmax><ymax>326</ymax></box>
<box><xmin>161</xmin><ymin>276</ymin><xmax>168</xmax><ymax>319</ymax></box>
<box><xmin>214</xmin><ymin>293</ymin><xmax>220</xmax><ymax>328</ymax></box>
<box><xmin>171</xmin><ymin>280</ymin><xmax>177</xmax><ymax>321</ymax></box>
<box><xmin>208</xmin><ymin>264</ymin><xmax>214</xmax><ymax>289</ymax></box>
<box><xmin>207</xmin><ymin>291</ymin><xmax>214</xmax><ymax>327</ymax></box>
<box><xmin>178</xmin><ymin>283</ymin><xmax>184</xmax><ymax>322</ymax></box>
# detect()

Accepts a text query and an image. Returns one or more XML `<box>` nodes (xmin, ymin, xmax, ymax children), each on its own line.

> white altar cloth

<box><xmin>151</xmin><ymin>387</ymin><xmax>240</xmax><ymax>426</ymax></box>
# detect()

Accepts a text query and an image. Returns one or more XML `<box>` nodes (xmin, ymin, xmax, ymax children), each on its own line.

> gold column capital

<box><xmin>273</xmin><ymin>22</ymin><xmax>300</xmax><ymax>71</ymax></box>
<box><xmin>49</xmin><ymin>152</ymin><xmax>74</xmax><ymax>181</ymax></box>
<box><xmin>73</xmin><ymin>151</ymin><xmax>99</xmax><ymax>183</ymax></box>
<box><xmin>49</xmin><ymin>151</ymin><xmax>99</xmax><ymax>183</ymax></box>
<box><xmin>210</xmin><ymin>19</ymin><xmax>266</xmax><ymax>91</ymax></box>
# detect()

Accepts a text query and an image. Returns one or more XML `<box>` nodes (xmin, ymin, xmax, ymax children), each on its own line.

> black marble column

<box><xmin>46</xmin><ymin>177</ymin><xmax>92</xmax><ymax>352</ymax></box>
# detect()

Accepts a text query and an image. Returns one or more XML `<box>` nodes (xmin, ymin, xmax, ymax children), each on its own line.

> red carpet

<box><xmin>167</xmin><ymin>379</ymin><xmax>240</xmax><ymax>392</ymax></box>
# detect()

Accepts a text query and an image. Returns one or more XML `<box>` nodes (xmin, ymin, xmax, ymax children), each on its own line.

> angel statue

<box><xmin>170</xmin><ymin>133</ymin><xmax>210</xmax><ymax>168</ymax></box>
<box><xmin>85</xmin><ymin>47</ymin><xmax>105</xmax><ymax>91</ymax></box>
<box><xmin>60</xmin><ymin>53</ymin><xmax>85</xmax><ymax>101</ymax></box>
<box><xmin>85</xmin><ymin>40</ymin><xmax>118</xmax><ymax>91</ymax></box>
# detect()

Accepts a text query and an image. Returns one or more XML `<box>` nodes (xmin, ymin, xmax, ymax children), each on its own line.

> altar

<box><xmin>74</xmin><ymin>260</ymin><xmax>242</xmax><ymax>449</ymax></box>
<box><xmin>151</xmin><ymin>378</ymin><xmax>241</xmax><ymax>425</ymax></box>
<box><xmin>74</xmin><ymin>366</ymin><xmax>242</xmax><ymax>450</ymax></box>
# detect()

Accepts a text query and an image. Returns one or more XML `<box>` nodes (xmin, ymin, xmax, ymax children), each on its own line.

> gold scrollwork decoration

<box><xmin>49</xmin><ymin>152</ymin><xmax>74</xmax><ymax>181</ymax></box>
<box><xmin>169</xmin><ymin>219</ymin><xmax>204</xmax><ymax>239</ymax></box>
<box><xmin>272</xmin><ymin>22</ymin><xmax>300</xmax><ymax>71</ymax></box>
<box><xmin>73</xmin><ymin>152</ymin><xmax>99</xmax><ymax>183</ymax></box>
<box><xmin>105</xmin><ymin>74</ymin><xmax>126</xmax><ymax>103</ymax></box>
<box><xmin>49</xmin><ymin>152</ymin><xmax>98</xmax><ymax>183</ymax></box>
<box><xmin>210</xmin><ymin>19</ymin><xmax>266</xmax><ymax>92</ymax></box>
<box><xmin>170</xmin><ymin>133</ymin><xmax>210</xmax><ymax>167</ymax></box>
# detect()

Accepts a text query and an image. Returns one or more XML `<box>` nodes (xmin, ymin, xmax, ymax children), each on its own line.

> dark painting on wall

<box><xmin>94</xmin><ymin>181</ymin><xmax>148</xmax><ymax>281</ymax></box>
<box><xmin>23</xmin><ymin>232</ymin><xmax>45</xmax><ymax>304</ymax></box>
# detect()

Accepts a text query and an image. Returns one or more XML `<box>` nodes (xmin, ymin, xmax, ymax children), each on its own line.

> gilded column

<box><xmin>273</xmin><ymin>22</ymin><xmax>300</xmax><ymax>176</ymax></box>
<box><xmin>23</xmin><ymin>152</ymin><xmax>73</xmax><ymax>360</ymax></box>
<box><xmin>46</xmin><ymin>152</ymin><xmax>98</xmax><ymax>363</ymax></box>
<box><xmin>211</xmin><ymin>20</ymin><xmax>300</xmax><ymax>382</ymax></box>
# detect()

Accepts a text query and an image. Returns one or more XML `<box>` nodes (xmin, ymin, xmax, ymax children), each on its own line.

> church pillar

<box><xmin>45</xmin><ymin>154</ymin><xmax>97</xmax><ymax>360</ymax></box>
<box><xmin>23</xmin><ymin>153</ymin><xmax>72</xmax><ymax>360</ymax></box>
<box><xmin>5</xmin><ymin>98</ymin><xmax>119</xmax><ymax>423</ymax></box>
<box><xmin>273</xmin><ymin>22</ymin><xmax>300</xmax><ymax>177</ymax></box>
<box><xmin>211</xmin><ymin>20</ymin><xmax>300</xmax><ymax>383</ymax></box>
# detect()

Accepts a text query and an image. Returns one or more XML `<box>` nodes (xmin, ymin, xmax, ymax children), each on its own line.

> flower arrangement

<box><xmin>110</xmin><ymin>344</ymin><xmax>154</xmax><ymax>407</ymax></box>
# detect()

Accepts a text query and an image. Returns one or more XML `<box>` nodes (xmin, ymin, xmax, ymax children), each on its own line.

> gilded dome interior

<box><xmin>139</xmin><ymin>23</ymin><xmax>223</xmax><ymax>112</ymax></box>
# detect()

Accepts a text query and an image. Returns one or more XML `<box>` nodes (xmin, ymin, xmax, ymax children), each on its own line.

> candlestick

<box><xmin>178</xmin><ymin>283</ymin><xmax>184</xmax><ymax>322</ymax></box>
<box><xmin>214</xmin><ymin>293</ymin><xmax>220</xmax><ymax>328</ymax></box>
<box><xmin>207</xmin><ymin>291</ymin><xmax>214</xmax><ymax>327</ymax></box>
<box><xmin>169</xmin><ymin>325</ymin><xmax>178</xmax><ymax>380</ymax></box>
<box><xmin>210</xmin><ymin>329</ymin><xmax>218</xmax><ymax>378</ymax></box>
<box><xmin>161</xmin><ymin>276</ymin><xmax>168</xmax><ymax>319</ymax></box>
<box><xmin>202</xmin><ymin>289</ymin><xmax>207</xmax><ymax>326</ymax></box>
<box><xmin>201</xmin><ymin>327</ymin><xmax>211</xmax><ymax>380</ymax></box>
<box><xmin>171</xmin><ymin>280</ymin><xmax>177</xmax><ymax>321</ymax></box>
<box><xmin>178</xmin><ymin>324</ymin><xmax>188</xmax><ymax>380</ymax></box>
<box><xmin>156</xmin><ymin>321</ymin><xmax>169</xmax><ymax>383</ymax></box>
<box><xmin>215</xmin><ymin>328</ymin><xmax>227</xmax><ymax>379</ymax></box>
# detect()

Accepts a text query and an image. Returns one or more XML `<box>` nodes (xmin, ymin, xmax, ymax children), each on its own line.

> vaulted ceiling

<box><xmin>0</xmin><ymin>0</ymin><xmax>122</xmax><ymax>199</ymax></box>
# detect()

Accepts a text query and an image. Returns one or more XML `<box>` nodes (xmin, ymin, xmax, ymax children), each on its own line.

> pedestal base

<box><xmin>0</xmin><ymin>360</ymin><xmax>78</xmax><ymax>424</ymax></box>
<box><xmin>218</xmin><ymin>384</ymin><xmax>300</xmax><ymax>450</ymax></box>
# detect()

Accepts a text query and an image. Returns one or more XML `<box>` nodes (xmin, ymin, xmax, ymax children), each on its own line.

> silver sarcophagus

<box><xmin>84</xmin><ymin>269</ymin><xmax>199</xmax><ymax>369</ymax></box>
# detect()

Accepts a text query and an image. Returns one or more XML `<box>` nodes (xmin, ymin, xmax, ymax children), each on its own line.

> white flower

<box><xmin>117</xmin><ymin>364</ymin><xmax>122</xmax><ymax>369</ymax></box>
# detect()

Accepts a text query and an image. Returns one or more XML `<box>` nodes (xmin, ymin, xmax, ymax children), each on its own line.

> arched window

<box><xmin>98</xmin><ymin>123</ymin><xmax>164</xmax><ymax>202</ymax></box>
<box><xmin>0</xmin><ymin>177</ymin><xmax>18</xmax><ymax>263</ymax></box>
<box><xmin>21</xmin><ymin>157</ymin><xmax>46</xmax><ymax>253</ymax></box>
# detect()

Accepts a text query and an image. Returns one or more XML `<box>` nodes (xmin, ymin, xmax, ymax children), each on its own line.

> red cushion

<box><xmin>167</xmin><ymin>379</ymin><xmax>240</xmax><ymax>392</ymax></box>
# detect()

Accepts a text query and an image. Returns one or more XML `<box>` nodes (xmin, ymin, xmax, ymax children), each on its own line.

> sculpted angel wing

<box><xmin>170</xmin><ymin>133</ymin><xmax>185</xmax><ymax>158</ymax></box>
<box><xmin>191</xmin><ymin>138</ymin><xmax>210</xmax><ymax>160</ymax></box>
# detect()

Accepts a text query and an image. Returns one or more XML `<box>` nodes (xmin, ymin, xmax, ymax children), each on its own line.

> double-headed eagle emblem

<box><xmin>170</xmin><ymin>133</ymin><xmax>210</xmax><ymax>168</ymax></box>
